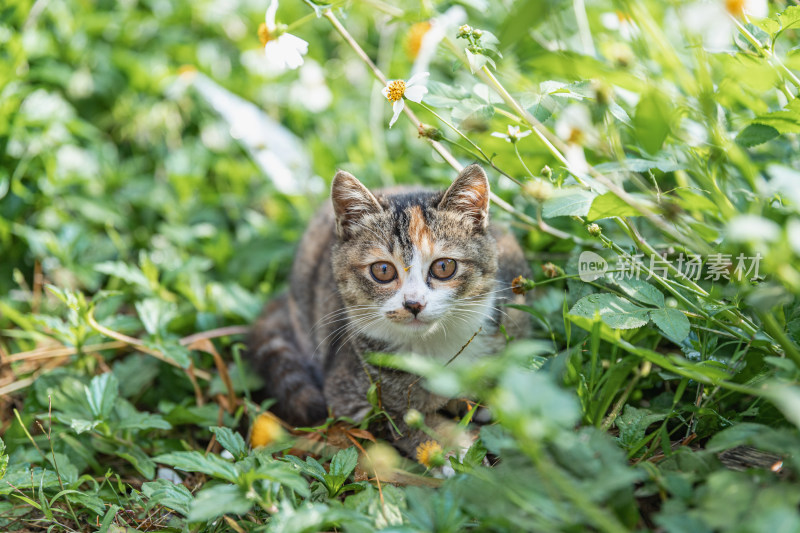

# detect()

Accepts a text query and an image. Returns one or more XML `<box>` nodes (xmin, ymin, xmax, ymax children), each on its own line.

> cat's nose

<box><xmin>403</xmin><ymin>300</ymin><xmax>425</xmax><ymax>316</ymax></box>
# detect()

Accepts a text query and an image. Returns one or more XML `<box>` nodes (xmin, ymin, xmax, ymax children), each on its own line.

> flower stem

<box><xmin>321</xmin><ymin>9</ymin><xmax>585</xmax><ymax>244</ymax></box>
<box><xmin>514</xmin><ymin>143</ymin><xmax>537</xmax><ymax>180</ymax></box>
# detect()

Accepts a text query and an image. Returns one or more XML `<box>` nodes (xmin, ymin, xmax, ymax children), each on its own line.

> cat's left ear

<box><xmin>439</xmin><ymin>164</ymin><xmax>490</xmax><ymax>231</ymax></box>
<box><xmin>331</xmin><ymin>170</ymin><xmax>383</xmax><ymax>239</ymax></box>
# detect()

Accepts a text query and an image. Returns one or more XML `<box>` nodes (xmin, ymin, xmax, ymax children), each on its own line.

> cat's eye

<box><xmin>430</xmin><ymin>258</ymin><xmax>457</xmax><ymax>280</ymax></box>
<box><xmin>370</xmin><ymin>262</ymin><xmax>397</xmax><ymax>283</ymax></box>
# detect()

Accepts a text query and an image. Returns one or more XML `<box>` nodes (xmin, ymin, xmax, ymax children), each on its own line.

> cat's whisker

<box><xmin>311</xmin><ymin>305</ymin><xmax>382</xmax><ymax>331</ymax></box>
<box><xmin>312</xmin><ymin>313</ymin><xmax>381</xmax><ymax>357</ymax></box>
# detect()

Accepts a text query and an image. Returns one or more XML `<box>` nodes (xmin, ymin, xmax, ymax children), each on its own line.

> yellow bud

<box><xmin>250</xmin><ymin>412</ymin><xmax>285</xmax><ymax>448</ymax></box>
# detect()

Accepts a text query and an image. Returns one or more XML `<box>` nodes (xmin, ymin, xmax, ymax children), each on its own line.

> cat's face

<box><xmin>330</xmin><ymin>165</ymin><xmax>498</xmax><ymax>346</ymax></box>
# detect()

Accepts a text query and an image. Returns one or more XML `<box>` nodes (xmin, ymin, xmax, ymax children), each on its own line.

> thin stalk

<box><xmin>731</xmin><ymin>15</ymin><xmax>800</xmax><ymax>92</ymax></box>
<box><xmin>514</xmin><ymin>143</ymin><xmax>537</xmax><ymax>180</ymax></box>
<box><xmin>321</xmin><ymin>9</ymin><xmax>583</xmax><ymax>244</ymax></box>
<box><xmin>759</xmin><ymin>312</ymin><xmax>800</xmax><ymax>369</ymax></box>
<box><xmin>601</xmin><ymin>370</ymin><xmax>641</xmax><ymax>431</ymax></box>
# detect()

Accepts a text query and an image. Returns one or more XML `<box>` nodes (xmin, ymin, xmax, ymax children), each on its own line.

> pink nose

<box><xmin>403</xmin><ymin>300</ymin><xmax>424</xmax><ymax>316</ymax></box>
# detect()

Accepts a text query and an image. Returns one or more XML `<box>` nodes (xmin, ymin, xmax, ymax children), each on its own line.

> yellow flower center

<box><xmin>258</xmin><ymin>23</ymin><xmax>272</xmax><ymax>46</ymax></box>
<box><xmin>250</xmin><ymin>412</ymin><xmax>285</xmax><ymax>448</ymax></box>
<box><xmin>415</xmin><ymin>440</ymin><xmax>443</xmax><ymax>468</ymax></box>
<box><xmin>725</xmin><ymin>0</ymin><xmax>746</xmax><ymax>17</ymax></box>
<box><xmin>385</xmin><ymin>80</ymin><xmax>406</xmax><ymax>102</ymax></box>
<box><xmin>407</xmin><ymin>22</ymin><xmax>432</xmax><ymax>58</ymax></box>
<box><xmin>567</xmin><ymin>127</ymin><xmax>584</xmax><ymax>145</ymax></box>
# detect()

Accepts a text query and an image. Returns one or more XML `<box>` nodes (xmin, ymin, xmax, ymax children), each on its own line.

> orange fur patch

<box><xmin>408</xmin><ymin>206</ymin><xmax>434</xmax><ymax>255</ymax></box>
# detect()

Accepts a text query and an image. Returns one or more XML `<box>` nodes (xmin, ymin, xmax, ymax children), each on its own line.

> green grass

<box><xmin>2</xmin><ymin>0</ymin><xmax>800</xmax><ymax>531</ymax></box>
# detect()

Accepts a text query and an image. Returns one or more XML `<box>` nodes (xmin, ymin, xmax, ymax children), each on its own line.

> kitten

<box><xmin>248</xmin><ymin>164</ymin><xmax>530</xmax><ymax>456</ymax></box>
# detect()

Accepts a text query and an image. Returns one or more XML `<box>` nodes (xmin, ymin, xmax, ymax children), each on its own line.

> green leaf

<box><xmin>115</xmin><ymin>444</ymin><xmax>156</xmax><ymax>479</ymax></box>
<box><xmin>634</xmin><ymin>90</ymin><xmax>672</xmax><ymax>154</ymax></box>
<box><xmin>610</xmin><ymin>278</ymin><xmax>665</xmax><ymax>308</ymax></box>
<box><xmin>587</xmin><ymin>192</ymin><xmax>646</xmax><ymax>220</ymax></box>
<box><xmin>569</xmin><ymin>294</ymin><xmax>650</xmax><ymax>329</ymax></box>
<box><xmin>135</xmin><ymin>298</ymin><xmax>177</xmax><ymax>337</ymax></box>
<box><xmin>615</xmin><ymin>405</ymin><xmax>667</xmax><ymax>450</ymax></box>
<box><xmin>94</xmin><ymin>261</ymin><xmax>151</xmax><ymax>291</ymax></box>
<box><xmin>542</xmin><ymin>188</ymin><xmax>597</xmax><ymax>218</ymax></box>
<box><xmin>736</xmin><ymin>123</ymin><xmax>779</xmax><ymax>147</ymax></box>
<box><xmin>774</xmin><ymin>6</ymin><xmax>800</xmax><ymax>40</ymax></box>
<box><xmin>210</xmin><ymin>427</ymin><xmax>247</xmax><ymax>460</ymax></box>
<box><xmin>114</xmin><ymin>411</ymin><xmax>172</xmax><ymax>432</ymax></box>
<box><xmin>187</xmin><ymin>484</ymin><xmax>253</xmax><ymax>522</ymax></box>
<box><xmin>329</xmin><ymin>447</ymin><xmax>358</xmax><ymax>478</ymax></box>
<box><xmin>284</xmin><ymin>455</ymin><xmax>328</xmax><ymax>484</ymax></box>
<box><xmin>85</xmin><ymin>372</ymin><xmax>118</xmax><ymax>420</ymax></box>
<box><xmin>145</xmin><ymin>339</ymin><xmax>191</xmax><ymax>368</ymax></box>
<box><xmin>153</xmin><ymin>451</ymin><xmax>238</xmax><ymax>483</ymax></box>
<box><xmin>142</xmin><ymin>478</ymin><xmax>194</xmax><ymax>517</ymax></box>
<box><xmin>0</xmin><ymin>437</ymin><xmax>7</xmax><ymax>481</ymax></box>
<box><xmin>649</xmin><ymin>308</ymin><xmax>691</xmax><ymax>342</ymax></box>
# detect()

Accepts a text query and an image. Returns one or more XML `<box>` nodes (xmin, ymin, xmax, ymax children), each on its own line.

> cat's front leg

<box><xmin>322</xmin><ymin>351</ymin><xmax>374</xmax><ymax>423</ymax></box>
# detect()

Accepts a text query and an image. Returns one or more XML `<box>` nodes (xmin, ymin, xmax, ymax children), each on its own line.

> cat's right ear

<box><xmin>331</xmin><ymin>170</ymin><xmax>382</xmax><ymax>239</ymax></box>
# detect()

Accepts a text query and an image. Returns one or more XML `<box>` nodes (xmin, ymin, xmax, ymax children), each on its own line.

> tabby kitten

<box><xmin>249</xmin><ymin>165</ymin><xmax>529</xmax><ymax>455</ymax></box>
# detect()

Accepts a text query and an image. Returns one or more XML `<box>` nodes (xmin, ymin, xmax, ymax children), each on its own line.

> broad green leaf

<box><xmin>649</xmin><ymin>308</ymin><xmax>691</xmax><ymax>342</ymax></box>
<box><xmin>284</xmin><ymin>455</ymin><xmax>328</xmax><ymax>484</ymax></box>
<box><xmin>344</xmin><ymin>484</ymin><xmax>406</xmax><ymax>529</ymax></box>
<box><xmin>85</xmin><ymin>372</ymin><xmax>118</xmax><ymax>420</ymax></box>
<box><xmin>94</xmin><ymin>262</ymin><xmax>151</xmax><ymax>291</ymax></box>
<box><xmin>634</xmin><ymin>90</ymin><xmax>672</xmax><ymax>154</ymax></box>
<box><xmin>135</xmin><ymin>298</ymin><xmax>177</xmax><ymax>337</ymax></box>
<box><xmin>142</xmin><ymin>478</ymin><xmax>194</xmax><ymax>517</ymax></box>
<box><xmin>569</xmin><ymin>294</ymin><xmax>650</xmax><ymax>329</ymax></box>
<box><xmin>114</xmin><ymin>411</ymin><xmax>172</xmax><ymax>431</ymax></box>
<box><xmin>248</xmin><ymin>459</ymin><xmax>310</xmax><ymax>498</ymax></box>
<box><xmin>0</xmin><ymin>466</ymin><xmax>60</xmax><ymax>495</ymax></box>
<box><xmin>736</xmin><ymin>123</ymin><xmax>779</xmax><ymax>147</ymax></box>
<box><xmin>210</xmin><ymin>427</ymin><xmax>247</xmax><ymax>459</ymax></box>
<box><xmin>0</xmin><ymin>437</ymin><xmax>7</xmax><ymax>480</ymax></box>
<box><xmin>615</xmin><ymin>405</ymin><xmax>667</xmax><ymax>449</ymax></box>
<box><xmin>587</xmin><ymin>192</ymin><xmax>646</xmax><ymax>220</ymax></box>
<box><xmin>115</xmin><ymin>444</ymin><xmax>156</xmax><ymax>479</ymax></box>
<box><xmin>610</xmin><ymin>278</ymin><xmax>665</xmax><ymax>308</ymax></box>
<box><xmin>188</xmin><ymin>484</ymin><xmax>253</xmax><ymax>522</ymax></box>
<box><xmin>153</xmin><ymin>451</ymin><xmax>238</xmax><ymax>483</ymax></box>
<box><xmin>774</xmin><ymin>5</ymin><xmax>800</xmax><ymax>40</ymax></box>
<box><xmin>145</xmin><ymin>339</ymin><xmax>191</xmax><ymax>368</ymax></box>
<box><xmin>542</xmin><ymin>188</ymin><xmax>597</xmax><ymax>218</ymax></box>
<box><xmin>329</xmin><ymin>447</ymin><xmax>358</xmax><ymax>479</ymax></box>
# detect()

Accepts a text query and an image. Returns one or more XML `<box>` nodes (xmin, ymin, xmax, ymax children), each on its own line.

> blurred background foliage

<box><xmin>2</xmin><ymin>0</ymin><xmax>800</xmax><ymax>530</ymax></box>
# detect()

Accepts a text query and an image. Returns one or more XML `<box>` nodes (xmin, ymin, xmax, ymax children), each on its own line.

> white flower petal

<box><xmin>490</xmin><ymin>132</ymin><xmax>507</xmax><ymax>139</ymax></box>
<box><xmin>265</xmin><ymin>0</ymin><xmax>279</xmax><ymax>30</ymax></box>
<box><xmin>389</xmin><ymin>99</ymin><xmax>405</xmax><ymax>128</ymax></box>
<box><xmin>407</xmin><ymin>71</ymin><xmax>430</xmax><ymax>87</ymax></box>
<box><xmin>404</xmin><ymin>85</ymin><xmax>427</xmax><ymax>103</ymax></box>
<box><xmin>282</xmin><ymin>33</ymin><xmax>309</xmax><ymax>55</ymax></box>
<box><xmin>517</xmin><ymin>130</ymin><xmax>532</xmax><ymax>138</ymax></box>
<box><xmin>381</xmin><ymin>86</ymin><xmax>390</xmax><ymax>98</ymax></box>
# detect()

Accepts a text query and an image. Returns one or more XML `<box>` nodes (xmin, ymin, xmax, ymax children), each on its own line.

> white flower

<box><xmin>289</xmin><ymin>60</ymin><xmax>333</xmax><ymax>112</ymax></box>
<box><xmin>682</xmin><ymin>0</ymin><xmax>768</xmax><ymax>51</ymax></box>
<box><xmin>259</xmin><ymin>0</ymin><xmax>308</xmax><ymax>71</ymax></box>
<box><xmin>555</xmin><ymin>104</ymin><xmax>597</xmax><ymax>176</ymax></box>
<box><xmin>381</xmin><ymin>72</ymin><xmax>429</xmax><ymax>128</ymax></box>
<box><xmin>491</xmin><ymin>124</ymin><xmax>532</xmax><ymax>143</ymax></box>
<box><xmin>410</xmin><ymin>6</ymin><xmax>467</xmax><ymax>76</ymax></box>
<box><xmin>600</xmin><ymin>11</ymin><xmax>638</xmax><ymax>40</ymax></box>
